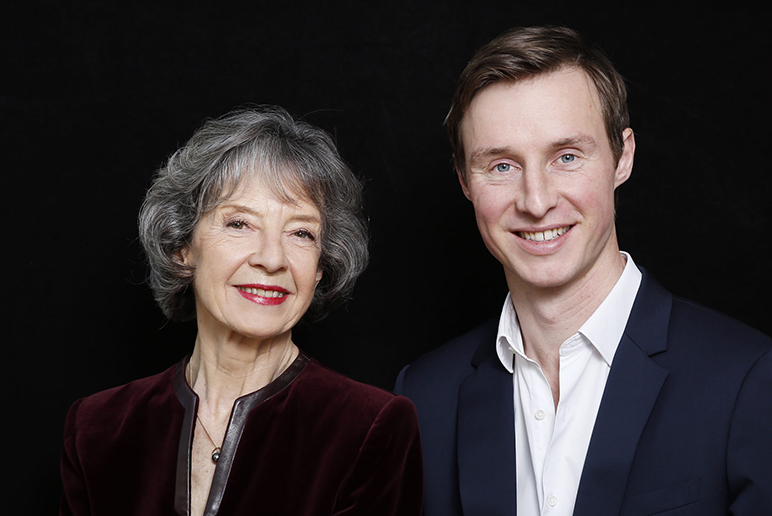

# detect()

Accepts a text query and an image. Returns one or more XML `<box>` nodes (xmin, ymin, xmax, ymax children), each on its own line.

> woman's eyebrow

<box><xmin>222</xmin><ymin>203</ymin><xmax>321</xmax><ymax>224</ymax></box>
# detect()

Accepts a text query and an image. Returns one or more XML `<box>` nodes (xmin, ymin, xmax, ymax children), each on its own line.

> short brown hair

<box><xmin>447</xmin><ymin>26</ymin><xmax>629</xmax><ymax>180</ymax></box>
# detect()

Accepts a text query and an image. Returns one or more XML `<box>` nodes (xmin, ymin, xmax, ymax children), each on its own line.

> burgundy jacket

<box><xmin>61</xmin><ymin>353</ymin><xmax>423</xmax><ymax>515</ymax></box>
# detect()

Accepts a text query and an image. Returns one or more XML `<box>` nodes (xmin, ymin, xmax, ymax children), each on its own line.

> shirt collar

<box><xmin>495</xmin><ymin>292</ymin><xmax>520</xmax><ymax>373</ymax></box>
<box><xmin>578</xmin><ymin>252</ymin><xmax>642</xmax><ymax>365</ymax></box>
<box><xmin>495</xmin><ymin>252</ymin><xmax>642</xmax><ymax>373</ymax></box>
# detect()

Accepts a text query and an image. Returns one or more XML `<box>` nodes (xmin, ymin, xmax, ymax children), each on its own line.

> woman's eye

<box><xmin>494</xmin><ymin>163</ymin><xmax>512</xmax><ymax>173</ymax></box>
<box><xmin>227</xmin><ymin>220</ymin><xmax>248</xmax><ymax>230</ymax></box>
<box><xmin>295</xmin><ymin>229</ymin><xmax>316</xmax><ymax>240</ymax></box>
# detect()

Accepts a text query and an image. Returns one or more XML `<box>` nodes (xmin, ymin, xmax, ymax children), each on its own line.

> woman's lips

<box><xmin>235</xmin><ymin>284</ymin><xmax>290</xmax><ymax>305</ymax></box>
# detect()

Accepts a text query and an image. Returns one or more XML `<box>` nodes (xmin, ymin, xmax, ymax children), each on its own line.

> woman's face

<box><xmin>180</xmin><ymin>175</ymin><xmax>323</xmax><ymax>342</ymax></box>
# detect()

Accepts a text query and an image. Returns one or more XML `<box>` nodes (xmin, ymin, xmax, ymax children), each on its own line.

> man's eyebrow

<box><xmin>467</xmin><ymin>135</ymin><xmax>600</xmax><ymax>165</ymax></box>
<box><xmin>467</xmin><ymin>146</ymin><xmax>513</xmax><ymax>164</ymax></box>
<box><xmin>550</xmin><ymin>135</ymin><xmax>598</xmax><ymax>149</ymax></box>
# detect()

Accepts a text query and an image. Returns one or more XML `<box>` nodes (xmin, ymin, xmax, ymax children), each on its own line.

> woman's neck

<box><xmin>187</xmin><ymin>329</ymin><xmax>299</xmax><ymax>411</ymax></box>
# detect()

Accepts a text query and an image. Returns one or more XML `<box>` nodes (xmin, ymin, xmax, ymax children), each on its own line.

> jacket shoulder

<box><xmin>669</xmin><ymin>296</ymin><xmax>772</xmax><ymax>359</ymax></box>
<box><xmin>63</xmin><ymin>362</ymin><xmax>181</xmax><ymax>459</ymax></box>
<box><xmin>69</xmin><ymin>363</ymin><xmax>178</xmax><ymax>425</ymax></box>
<box><xmin>298</xmin><ymin>359</ymin><xmax>417</xmax><ymax>422</ymax></box>
<box><xmin>397</xmin><ymin>318</ymin><xmax>498</xmax><ymax>396</ymax></box>
<box><xmin>629</xmin><ymin>270</ymin><xmax>771</xmax><ymax>364</ymax></box>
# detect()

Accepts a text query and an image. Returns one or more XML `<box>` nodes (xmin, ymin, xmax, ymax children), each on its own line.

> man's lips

<box><xmin>516</xmin><ymin>225</ymin><xmax>572</xmax><ymax>242</ymax></box>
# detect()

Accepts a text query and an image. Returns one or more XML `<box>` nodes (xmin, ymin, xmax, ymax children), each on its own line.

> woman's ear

<box><xmin>174</xmin><ymin>247</ymin><xmax>192</xmax><ymax>267</ymax></box>
<box><xmin>315</xmin><ymin>269</ymin><xmax>323</xmax><ymax>285</ymax></box>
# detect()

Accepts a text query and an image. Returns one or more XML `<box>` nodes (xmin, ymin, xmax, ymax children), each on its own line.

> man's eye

<box><xmin>559</xmin><ymin>154</ymin><xmax>576</xmax><ymax>164</ymax></box>
<box><xmin>494</xmin><ymin>163</ymin><xmax>512</xmax><ymax>173</ymax></box>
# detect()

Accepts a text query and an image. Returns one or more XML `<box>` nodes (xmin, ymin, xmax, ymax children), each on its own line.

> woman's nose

<box><xmin>248</xmin><ymin>233</ymin><xmax>289</xmax><ymax>272</ymax></box>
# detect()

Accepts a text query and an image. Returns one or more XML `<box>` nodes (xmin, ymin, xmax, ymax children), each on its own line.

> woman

<box><xmin>60</xmin><ymin>106</ymin><xmax>423</xmax><ymax>516</ymax></box>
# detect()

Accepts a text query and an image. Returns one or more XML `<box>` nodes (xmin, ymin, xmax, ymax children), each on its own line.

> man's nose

<box><xmin>516</xmin><ymin>168</ymin><xmax>558</xmax><ymax>218</ymax></box>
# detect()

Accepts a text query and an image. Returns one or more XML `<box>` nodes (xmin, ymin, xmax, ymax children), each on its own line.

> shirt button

<box><xmin>534</xmin><ymin>410</ymin><xmax>545</xmax><ymax>420</ymax></box>
<box><xmin>547</xmin><ymin>494</ymin><xmax>558</xmax><ymax>507</ymax></box>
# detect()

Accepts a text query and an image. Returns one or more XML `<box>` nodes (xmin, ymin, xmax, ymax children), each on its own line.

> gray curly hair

<box><xmin>138</xmin><ymin>105</ymin><xmax>368</xmax><ymax>322</ymax></box>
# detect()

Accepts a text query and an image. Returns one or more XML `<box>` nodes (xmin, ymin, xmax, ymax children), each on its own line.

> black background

<box><xmin>3</xmin><ymin>2</ymin><xmax>770</xmax><ymax>514</ymax></box>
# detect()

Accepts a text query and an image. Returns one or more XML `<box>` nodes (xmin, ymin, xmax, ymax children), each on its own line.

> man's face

<box><xmin>459</xmin><ymin>68</ymin><xmax>635</xmax><ymax>294</ymax></box>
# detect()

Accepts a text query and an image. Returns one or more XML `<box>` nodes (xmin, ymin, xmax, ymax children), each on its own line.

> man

<box><xmin>395</xmin><ymin>26</ymin><xmax>772</xmax><ymax>516</ymax></box>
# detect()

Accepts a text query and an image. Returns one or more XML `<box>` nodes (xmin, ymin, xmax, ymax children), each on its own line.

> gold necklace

<box><xmin>186</xmin><ymin>362</ymin><xmax>222</xmax><ymax>464</ymax></box>
<box><xmin>186</xmin><ymin>348</ymin><xmax>295</xmax><ymax>464</ymax></box>
<box><xmin>196</xmin><ymin>414</ymin><xmax>222</xmax><ymax>464</ymax></box>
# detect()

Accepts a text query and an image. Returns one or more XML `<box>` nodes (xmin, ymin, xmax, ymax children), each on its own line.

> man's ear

<box><xmin>614</xmin><ymin>128</ymin><xmax>635</xmax><ymax>188</ymax></box>
<box><xmin>456</xmin><ymin>160</ymin><xmax>472</xmax><ymax>200</ymax></box>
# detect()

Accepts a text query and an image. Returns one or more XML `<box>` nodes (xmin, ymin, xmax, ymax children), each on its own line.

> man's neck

<box><xmin>508</xmin><ymin>250</ymin><xmax>627</xmax><ymax>365</ymax></box>
<box><xmin>506</xmin><ymin>250</ymin><xmax>626</xmax><ymax>408</ymax></box>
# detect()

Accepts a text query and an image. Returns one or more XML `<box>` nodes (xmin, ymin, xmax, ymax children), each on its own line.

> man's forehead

<box><xmin>460</xmin><ymin>69</ymin><xmax>607</xmax><ymax>152</ymax></box>
<box><xmin>468</xmin><ymin>69</ymin><xmax>601</xmax><ymax>116</ymax></box>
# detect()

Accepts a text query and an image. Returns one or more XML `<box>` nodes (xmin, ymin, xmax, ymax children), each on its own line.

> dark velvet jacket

<box><xmin>61</xmin><ymin>353</ymin><xmax>423</xmax><ymax>516</ymax></box>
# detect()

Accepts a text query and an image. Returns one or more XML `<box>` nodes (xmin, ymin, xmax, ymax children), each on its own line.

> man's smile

<box><xmin>516</xmin><ymin>225</ymin><xmax>572</xmax><ymax>242</ymax></box>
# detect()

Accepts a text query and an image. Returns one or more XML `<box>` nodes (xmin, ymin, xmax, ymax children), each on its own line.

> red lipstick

<box><xmin>235</xmin><ymin>284</ymin><xmax>290</xmax><ymax>305</ymax></box>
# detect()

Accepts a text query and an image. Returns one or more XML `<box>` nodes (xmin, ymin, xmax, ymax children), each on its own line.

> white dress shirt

<box><xmin>495</xmin><ymin>253</ymin><xmax>642</xmax><ymax>516</ymax></box>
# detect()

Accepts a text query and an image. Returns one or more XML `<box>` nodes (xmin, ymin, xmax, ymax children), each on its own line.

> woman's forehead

<box><xmin>220</xmin><ymin>160</ymin><xmax>316</xmax><ymax>206</ymax></box>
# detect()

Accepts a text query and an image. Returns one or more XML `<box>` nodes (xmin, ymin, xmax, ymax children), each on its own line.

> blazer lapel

<box><xmin>457</xmin><ymin>340</ymin><xmax>517</xmax><ymax>516</ymax></box>
<box><xmin>573</xmin><ymin>271</ymin><xmax>672</xmax><ymax>516</ymax></box>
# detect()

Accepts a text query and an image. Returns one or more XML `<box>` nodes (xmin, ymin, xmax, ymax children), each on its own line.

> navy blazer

<box><xmin>395</xmin><ymin>271</ymin><xmax>772</xmax><ymax>515</ymax></box>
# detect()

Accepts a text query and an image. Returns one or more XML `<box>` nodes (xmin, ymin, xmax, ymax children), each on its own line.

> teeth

<box><xmin>238</xmin><ymin>287</ymin><xmax>287</xmax><ymax>298</ymax></box>
<box><xmin>519</xmin><ymin>226</ymin><xmax>570</xmax><ymax>242</ymax></box>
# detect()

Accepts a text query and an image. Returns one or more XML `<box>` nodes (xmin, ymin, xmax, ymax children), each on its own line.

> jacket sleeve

<box><xmin>393</xmin><ymin>365</ymin><xmax>409</xmax><ymax>396</ymax></box>
<box><xmin>727</xmin><ymin>348</ymin><xmax>772</xmax><ymax>514</ymax></box>
<box><xmin>60</xmin><ymin>398</ymin><xmax>90</xmax><ymax>516</ymax></box>
<box><xmin>333</xmin><ymin>395</ymin><xmax>423</xmax><ymax>515</ymax></box>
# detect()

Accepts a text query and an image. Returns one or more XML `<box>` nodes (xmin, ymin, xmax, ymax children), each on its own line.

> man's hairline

<box><xmin>455</xmin><ymin>65</ymin><xmax>618</xmax><ymax>183</ymax></box>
